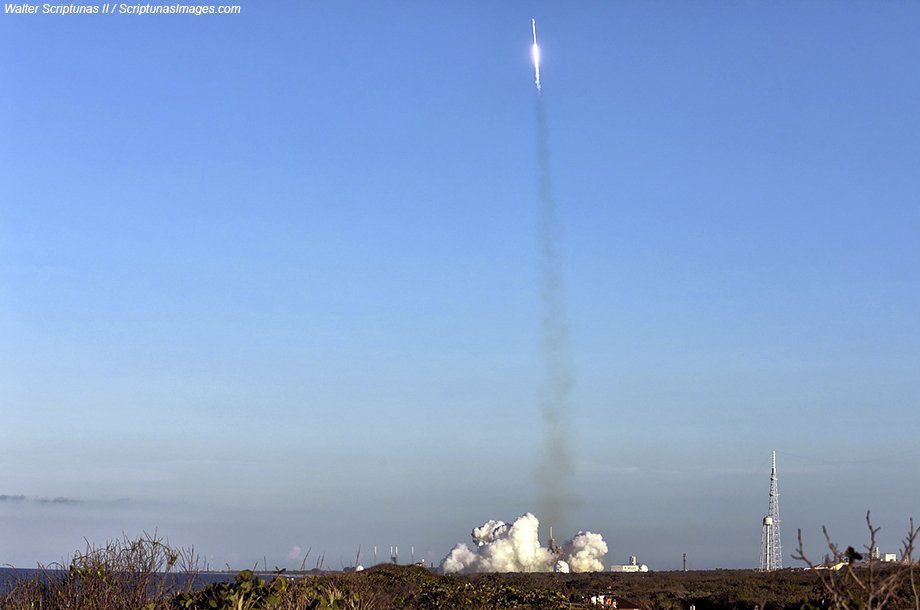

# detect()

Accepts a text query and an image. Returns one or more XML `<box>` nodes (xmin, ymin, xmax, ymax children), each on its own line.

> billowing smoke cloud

<box><xmin>564</xmin><ymin>531</ymin><xmax>608</xmax><ymax>572</ymax></box>
<box><xmin>441</xmin><ymin>513</ymin><xmax>607</xmax><ymax>574</ymax></box>
<box><xmin>535</xmin><ymin>84</ymin><xmax>577</xmax><ymax>529</ymax></box>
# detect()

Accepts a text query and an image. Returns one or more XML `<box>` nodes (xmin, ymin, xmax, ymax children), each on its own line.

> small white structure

<box><xmin>882</xmin><ymin>553</ymin><xmax>898</xmax><ymax>563</ymax></box>
<box><xmin>589</xmin><ymin>594</ymin><xmax>642</xmax><ymax>608</ymax></box>
<box><xmin>609</xmin><ymin>555</ymin><xmax>649</xmax><ymax>573</ymax></box>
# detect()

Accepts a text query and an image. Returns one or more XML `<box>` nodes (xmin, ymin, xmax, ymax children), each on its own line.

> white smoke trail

<box><xmin>440</xmin><ymin>513</ymin><xmax>607</xmax><ymax>574</ymax></box>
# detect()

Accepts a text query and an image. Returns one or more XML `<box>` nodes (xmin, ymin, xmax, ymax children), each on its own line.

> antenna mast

<box><xmin>760</xmin><ymin>450</ymin><xmax>783</xmax><ymax>571</ymax></box>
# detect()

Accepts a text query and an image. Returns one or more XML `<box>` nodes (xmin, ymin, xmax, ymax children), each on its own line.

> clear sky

<box><xmin>2</xmin><ymin>2</ymin><xmax>919</xmax><ymax>570</ymax></box>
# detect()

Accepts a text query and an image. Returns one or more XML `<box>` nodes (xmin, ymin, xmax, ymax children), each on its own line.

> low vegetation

<box><xmin>3</xmin><ymin>517</ymin><xmax>918</xmax><ymax>609</ymax></box>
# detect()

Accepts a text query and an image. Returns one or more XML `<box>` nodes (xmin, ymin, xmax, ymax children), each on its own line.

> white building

<box><xmin>609</xmin><ymin>555</ymin><xmax>649</xmax><ymax>573</ymax></box>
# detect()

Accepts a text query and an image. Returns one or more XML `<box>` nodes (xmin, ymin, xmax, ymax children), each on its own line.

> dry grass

<box><xmin>2</xmin><ymin>531</ymin><xmax>202</xmax><ymax>610</ymax></box>
<box><xmin>793</xmin><ymin>511</ymin><xmax>920</xmax><ymax>610</ymax></box>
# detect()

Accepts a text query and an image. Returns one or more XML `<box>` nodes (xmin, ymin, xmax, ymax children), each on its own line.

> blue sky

<box><xmin>2</xmin><ymin>2</ymin><xmax>919</xmax><ymax>570</ymax></box>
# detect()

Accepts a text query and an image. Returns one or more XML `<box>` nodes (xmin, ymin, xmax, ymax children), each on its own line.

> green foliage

<box><xmin>173</xmin><ymin>570</ymin><xmax>367</xmax><ymax>610</ymax></box>
<box><xmin>175</xmin><ymin>570</ymin><xmax>288</xmax><ymax>610</ymax></box>
<box><xmin>409</xmin><ymin>576</ymin><xmax>571</xmax><ymax>609</ymax></box>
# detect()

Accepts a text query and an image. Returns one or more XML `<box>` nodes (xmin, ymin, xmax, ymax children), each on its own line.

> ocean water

<box><xmin>0</xmin><ymin>567</ymin><xmax>242</xmax><ymax>595</ymax></box>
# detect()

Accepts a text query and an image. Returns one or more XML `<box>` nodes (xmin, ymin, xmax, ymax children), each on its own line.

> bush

<box><xmin>2</xmin><ymin>532</ymin><xmax>201</xmax><ymax>610</ymax></box>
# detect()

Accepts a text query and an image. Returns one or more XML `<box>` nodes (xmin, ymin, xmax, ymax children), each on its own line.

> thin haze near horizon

<box><xmin>2</xmin><ymin>2</ymin><xmax>919</xmax><ymax>570</ymax></box>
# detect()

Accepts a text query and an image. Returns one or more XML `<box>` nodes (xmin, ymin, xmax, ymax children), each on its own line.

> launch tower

<box><xmin>547</xmin><ymin>526</ymin><xmax>562</xmax><ymax>556</ymax></box>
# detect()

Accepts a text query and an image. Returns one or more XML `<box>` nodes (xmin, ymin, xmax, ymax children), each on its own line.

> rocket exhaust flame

<box><xmin>532</xmin><ymin>18</ymin><xmax>541</xmax><ymax>92</ymax></box>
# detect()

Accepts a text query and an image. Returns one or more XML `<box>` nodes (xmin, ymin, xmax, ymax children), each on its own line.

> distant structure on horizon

<box><xmin>760</xmin><ymin>450</ymin><xmax>782</xmax><ymax>571</ymax></box>
<box><xmin>609</xmin><ymin>555</ymin><xmax>649</xmax><ymax>573</ymax></box>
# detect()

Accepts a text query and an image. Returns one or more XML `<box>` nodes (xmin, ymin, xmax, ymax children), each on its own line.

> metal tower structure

<box><xmin>760</xmin><ymin>450</ymin><xmax>782</xmax><ymax>571</ymax></box>
<box><xmin>547</xmin><ymin>526</ymin><xmax>562</xmax><ymax>556</ymax></box>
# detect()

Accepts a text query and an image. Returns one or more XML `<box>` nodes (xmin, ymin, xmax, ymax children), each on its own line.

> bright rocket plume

<box><xmin>440</xmin><ymin>513</ymin><xmax>608</xmax><ymax>573</ymax></box>
<box><xmin>531</xmin><ymin>18</ymin><xmax>541</xmax><ymax>92</ymax></box>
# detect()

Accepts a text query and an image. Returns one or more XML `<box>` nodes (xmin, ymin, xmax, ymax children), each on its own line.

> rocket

<box><xmin>531</xmin><ymin>18</ymin><xmax>542</xmax><ymax>92</ymax></box>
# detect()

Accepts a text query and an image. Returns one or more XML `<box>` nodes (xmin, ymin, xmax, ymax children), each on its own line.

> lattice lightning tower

<box><xmin>760</xmin><ymin>450</ymin><xmax>782</xmax><ymax>571</ymax></box>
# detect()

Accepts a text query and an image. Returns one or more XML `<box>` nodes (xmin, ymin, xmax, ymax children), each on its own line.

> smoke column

<box><xmin>532</xmin><ymin>29</ymin><xmax>577</xmax><ymax>530</ymax></box>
